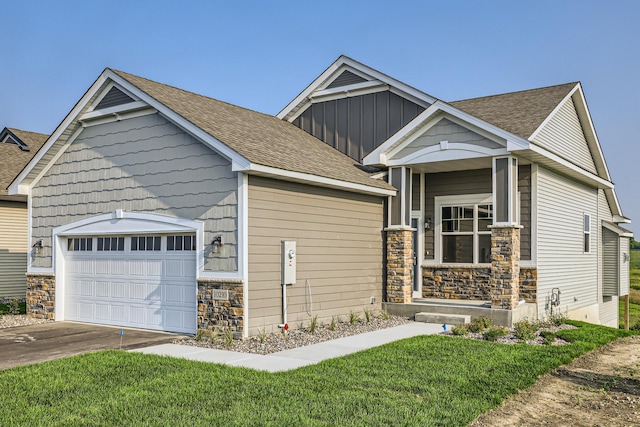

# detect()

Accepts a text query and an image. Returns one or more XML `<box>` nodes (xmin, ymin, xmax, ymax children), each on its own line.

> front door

<box><xmin>411</xmin><ymin>218</ymin><xmax>421</xmax><ymax>297</ymax></box>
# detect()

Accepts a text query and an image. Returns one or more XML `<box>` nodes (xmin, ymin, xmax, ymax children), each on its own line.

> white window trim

<box><xmin>434</xmin><ymin>193</ymin><xmax>493</xmax><ymax>264</ymax></box>
<box><xmin>584</xmin><ymin>212</ymin><xmax>592</xmax><ymax>254</ymax></box>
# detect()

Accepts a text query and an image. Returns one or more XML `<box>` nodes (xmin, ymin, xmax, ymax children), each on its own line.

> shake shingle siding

<box><xmin>31</xmin><ymin>113</ymin><xmax>238</xmax><ymax>271</ymax></box>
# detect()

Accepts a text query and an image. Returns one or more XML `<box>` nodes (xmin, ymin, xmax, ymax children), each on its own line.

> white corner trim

<box><xmin>239</xmin><ymin>172</ymin><xmax>249</xmax><ymax>338</ymax></box>
<box><xmin>241</xmin><ymin>163</ymin><xmax>396</xmax><ymax>196</ymax></box>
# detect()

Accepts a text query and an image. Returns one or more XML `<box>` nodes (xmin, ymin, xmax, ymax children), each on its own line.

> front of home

<box><xmin>10</xmin><ymin>56</ymin><xmax>631</xmax><ymax>337</ymax></box>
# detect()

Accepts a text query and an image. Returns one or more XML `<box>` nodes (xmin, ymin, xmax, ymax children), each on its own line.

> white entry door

<box><xmin>63</xmin><ymin>234</ymin><xmax>197</xmax><ymax>334</ymax></box>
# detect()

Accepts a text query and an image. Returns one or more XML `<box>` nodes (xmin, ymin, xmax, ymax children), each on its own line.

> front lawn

<box><xmin>0</xmin><ymin>321</ymin><xmax>633</xmax><ymax>426</ymax></box>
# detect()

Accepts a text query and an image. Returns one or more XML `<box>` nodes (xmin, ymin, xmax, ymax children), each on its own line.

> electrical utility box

<box><xmin>281</xmin><ymin>240</ymin><xmax>296</xmax><ymax>285</ymax></box>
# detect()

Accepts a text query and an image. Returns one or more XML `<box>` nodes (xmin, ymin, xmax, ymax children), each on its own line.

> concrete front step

<box><xmin>414</xmin><ymin>312</ymin><xmax>470</xmax><ymax>325</ymax></box>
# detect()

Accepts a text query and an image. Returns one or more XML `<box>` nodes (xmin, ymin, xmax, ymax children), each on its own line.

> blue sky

<box><xmin>2</xmin><ymin>0</ymin><xmax>639</xmax><ymax>234</ymax></box>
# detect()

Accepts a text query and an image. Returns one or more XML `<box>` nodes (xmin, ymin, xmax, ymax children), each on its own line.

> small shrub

<box><xmin>329</xmin><ymin>316</ymin><xmax>337</xmax><ymax>331</ymax></box>
<box><xmin>483</xmin><ymin>326</ymin><xmax>508</xmax><ymax>342</ymax></box>
<box><xmin>258</xmin><ymin>328</ymin><xmax>267</xmax><ymax>344</ymax></box>
<box><xmin>223</xmin><ymin>329</ymin><xmax>234</xmax><ymax>348</ymax></box>
<box><xmin>309</xmin><ymin>315</ymin><xmax>318</xmax><ymax>334</ymax></box>
<box><xmin>451</xmin><ymin>324</ymin><xmax>469</xmax><ymax>336</ymax></box>
<box><xmin>349</xmin><ymin>310</ymin><xmax>359</xmax><ymax>326</ymax></box>
<box><xmin>540</xmin><ymin>330</ymin><xmax>556</xmax><ymax>345</ymax></box>
<box><xmin>514</xmin><ymin>320</ymin><xmax>538</xmax><ymax>342</ymax></box>
<box><xmin>209</xmin><ymin>329</ymin><xmax>219</xmax><ymax>343</ymax></box>
<box><xmin>9</xmin><ymin>298</ymin><xmax>20</xmax><ymax>315</ymax></box>
<box><xmin>475</xmin><ymin>316</ymin><xmax>492</xmax><ymax>329</ymax></box>
<box><xmin>195</xmin><ymin>329</ymin><xmax>206</xmax><ymax>341</ymax></box>
<box><xmin>363</xmin><ymin>308</ymin><xmax>371</xmax><ymax>323</ymax></box>
<box><xmin>380</xmin><ymin>309</ymin><xmax>390</xmax><ymax>320</ymax></box>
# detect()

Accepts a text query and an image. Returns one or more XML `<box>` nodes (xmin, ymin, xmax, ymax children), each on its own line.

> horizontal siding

<box><xmin>602</xmin><ymin>228</ymin><xmax>618</xmax><ymax>296</ymax></box>
<box><xmin>620</xmin><ymin>237</ymin><xmax>630</xmax><ymax>296</ymax></box>
<box><xmin>599</xmin><ymin>296</ymin><xmax>619</xmax><ymax>328</ymax></box>
<box><xmin>0</xmin><ymin>201</ymin><xmax>28</xmax><ymax>298</ymax></box>
<box><xmin>598</xmin><ymin>189</ymin><xmax>613</xmax><ymax>304</ymax></box>
<box><xmin>248</xmin><ymin>176</ymin><xmax>384</xmax><ymax>335</ymax></box>
<box><xmin>31</xmin><ymin>113</ymin><xmax>238</xmax><ymax>271</ymax></box>
<box><xmin>393</xmin><ymin>118</ymin><xmax>502</xmax><ymax>159</ymax></box>
<box><xmin>532</xmin><ymin>98</ymin><xmax>597</xmax><ymax>174</ymax></box>
<box><xmin>537</xmin><ymin>166</ymin><xmax>598</xmax><ymax>317</ymax></box>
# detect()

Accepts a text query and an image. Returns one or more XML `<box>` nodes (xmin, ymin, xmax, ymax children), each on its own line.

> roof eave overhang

<box><xmin>602</xmin><ymin>220</ymin><xmax>633</xmax><ymax>238</ymax></box>
<box><xmin>8</xmin><ymin>69</ymin><xmax>253</xmax><ymax>195</ymax></box>
<box><xmin>238</xmin><ymin>163</ymin><xmax>396</xmax><ymax>197</ymax></box>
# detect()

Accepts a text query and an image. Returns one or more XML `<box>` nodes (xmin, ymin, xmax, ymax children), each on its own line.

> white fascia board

<box><xmin>310</xmin><ymin>80</ymin><xmax>388</xmax><ymax>100</ymax></box>
<box><xmin>387</xmin><ymin>144</ymin><xmax>508</xmax><ymax>167</ymax></box>
<box><xmin>605</xmin><ymin>188</ymin><xmax>623</xmax><ymax>217</ymax></box>
<box><xmin>602</xmin><ymin>220</ymin><xmax>633</xmax><ymax>238</ymax></box>
<box><xmin>8</xmin><ymin>73</ymin><xmax>112</xmax><ymax>195</ymax></box>
<box><xmin>106</xmin><ymin>71</ymin><xmax>251</xmax><ymax>169</ymax></box>
<box><xmin>79</xmin><ymin>101</ymin><xmax>149</xmax><ymax>121</ymax></box>
<box><xmin>277</xmin><ymin>55</ymin><xmax>436</xmax><ymax>121</ymax></box>
<box><xmin>242</xmin><ymin>163</ymin><xmax>395</xmax><ymax>196</ymax></box>
<box><xmin>364</xmin><ymin>101</ymin><xmax>529</xmax><ymax>167</ymax></box>
<box><xmin>30</xmin><ymin>126</ymin><xmax>85</xmax><ymax>190</ymax></box>
<box><xmin>525</xmin><ymin>143</ymin><xmax>614</xmax><ymax>189</ymax></box>
<box><xmin>573</xmin><ymin>85</ymin><xmax>612</xmax><ymax>181</ymax></box>
<box><xmin>613</xmin><ymin>215</ymin><xmax>631</xmax><ymax>224</ymax></box>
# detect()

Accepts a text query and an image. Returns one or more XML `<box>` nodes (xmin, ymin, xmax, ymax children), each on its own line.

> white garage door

<box><xmin>64</xmin><ymin>234</ymin><xmax>197</xmax><ymax>334</ymax></box>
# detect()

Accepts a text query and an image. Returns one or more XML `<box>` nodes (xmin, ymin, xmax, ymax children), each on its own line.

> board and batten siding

<box><xmin>0</xmin><ymin>201</ymin><xmax>28</xmax><ymax>298</ymax></box>
<box><xmin>423</xmin><ymin>166</ymin><xmax>531</xmax><ymax>261</ymax></box>
<box><xmin>532</xmin><ymin>98</ymin><xmax>598</xmax><ymax>174</ymax></box>
<box><xmin>536</xmin><ymin>166</ymin><xmax>598</xmax><ymax>319</ymax></box>
<box><xmin>247</xmin><ymin>176</ymin><xmax>384</xmax><ymax>335</ymax></box>
<box><xmin>293</xmin><ymin>91</ymin><xmax>426</xmax><ymax>162</ymax></box>
<box><xmin>31</xmin><ymin>113</ymin><xmax>238</xmax><ymax>271</ymax></box>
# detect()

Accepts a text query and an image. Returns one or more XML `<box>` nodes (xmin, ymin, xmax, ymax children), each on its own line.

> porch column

<box><xmin>386</xmin><ymin>227</ymin><xmax>413</xmax><ymax>303</ymax></box>
<box><xmin>489</xmin><ymin>224</ymin><xmax>522</xmax><ymax>309</ymax></box>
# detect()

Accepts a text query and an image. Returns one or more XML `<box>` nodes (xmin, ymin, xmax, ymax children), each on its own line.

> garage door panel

<box><xmin>64</xmin><ymin>235</ymin><xmax>197</xmax><ymax>334</ymax></box>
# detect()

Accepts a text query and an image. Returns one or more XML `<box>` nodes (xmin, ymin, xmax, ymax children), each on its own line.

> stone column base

<box><xmin>386</xmin><ymin>227</ymin><xmax>413</xmax><ymax>304</ymax></box>
<box><xmin>489</xmin><ymin>225</ymin><xmax>522</xmax><ymax>309</ymax></box>
<box><xmin>26</xmin><ymin>273</ymin><xmax>56</xmax><ymax>319</ymax></box>
<box><xmin>197</xmin><ymin>278</ymin><xmax>245</xmax><ymax>339</ymax></box>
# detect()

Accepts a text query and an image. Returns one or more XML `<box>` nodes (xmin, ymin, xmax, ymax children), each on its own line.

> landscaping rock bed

<box><xmin>442</xmin><ymin>323</ymin><xmax>577</xmax><ymax>345</ymax></box>
<box><xmin>0</xmin><ymin>315</ymin><xmax>52</xmax><ymax>329</ymax></box>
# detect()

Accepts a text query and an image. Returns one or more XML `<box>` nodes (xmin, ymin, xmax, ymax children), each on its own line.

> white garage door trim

<box><xmin>53</xmin><ymin>211</ymin><xmax>203</xmax><ymax>333</ymax></box>
<box><xmin>63</xmin><ymin>234</ymin><xmax>197</xmax><ymax>333</ymax></box>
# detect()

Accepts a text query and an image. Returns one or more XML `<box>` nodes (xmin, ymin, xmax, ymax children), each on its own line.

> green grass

<box><xmin>621</xmin><ymin>250</ymin><xmax>640</xmax><ymax>329</ymax></box>
<box><xmin>0</xmin><ymin>321</ymin><xmax>633</xmax><ymax>426</ymax></box>
<box><xmin>0</xmin><ymin>301</ymin><xmax>26</xmax><ymax>315</ymax></box>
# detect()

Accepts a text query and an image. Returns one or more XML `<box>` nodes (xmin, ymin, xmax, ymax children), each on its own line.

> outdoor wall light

<box><xmin>212</xmin><ymin>235</ymin><xmax>223</xmax><ymax>246</ymax></box>
<box><xmin>425</xmin><ymin>217</ymin><xmax>432</xmax><ymax>230</ymax></box>
<box><xmin>32</xmin><ymin>240</ymin><xmax>43</xmax><ymax>253</ymax></box>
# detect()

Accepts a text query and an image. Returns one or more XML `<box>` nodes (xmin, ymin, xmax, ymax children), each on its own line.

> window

<box><xmin>131</xmin><ymin>236</ymin><xmax>161</xmax><ymax>251</ymax></box>
<box><xmin>67</xmin><ymin>237</ymin><xmax>92</xmax><ymax>252</ymax></box>
<box><xmin>584</xmin><ymin>213</ymin><xmax>591</xmax><ymax>253</ymax></box>
<box><xmin>436</xmin><ymin>194</ymin><xmax>493</xmax><ymax>264</ymax></box>
<box><xmin>97</xmin><ymin>237</ymin><xmax>125</xmax><ymax>251</ymax></box>
<box><xmin>167</xmin><ymin>235</ymin><xmax>196</xmax><ymax>251</ymax></box>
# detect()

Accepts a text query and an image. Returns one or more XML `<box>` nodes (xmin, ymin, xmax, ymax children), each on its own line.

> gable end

<box><xmin>95</xmin><ymin>86</ymin><xmax>136</xmax><ymax>110</ymax></box>
<box><xmin>326</xmin><ymin>70</ymin><xmax>368</xmax><ymax>89</ymax></box>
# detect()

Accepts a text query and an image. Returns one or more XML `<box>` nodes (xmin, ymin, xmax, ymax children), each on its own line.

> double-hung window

<box><xmin>436</xmin><ymin>194</ymin><xmax>492</xmax><ymax>264</ymax></box>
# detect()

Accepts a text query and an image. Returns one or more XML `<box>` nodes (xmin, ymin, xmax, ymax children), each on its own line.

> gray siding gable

<box><xmin>31</xmin><ymin>113</ymin><xmax>238</xmax><ymax>272</ymax></box>
<box><xmin>392</xmin><ymin>118</ymin><xmax>503</xmax><ymax>160</ymax></box>
<box><xmin>293</xmin><ymin>90</ymin><xmax>426</xmax><ymax>162</ymax></box>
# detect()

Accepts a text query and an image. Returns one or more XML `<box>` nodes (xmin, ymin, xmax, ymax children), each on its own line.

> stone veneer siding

<box><xmin>490</xmin><ymin>225</ymin><xmax>522</xmax><ymax>309</ymax></box>
<box><xmin>386</xmin><ymin>228</ymin><xmax>413</xmax><ymax>303</ymax></box>
<box><xmin>26</xmin><ymin>273</ymin><xmax>56</xmax><ymax>319</ymax></box>
<box><xmin>422</xmin><ymin>266</ymin><xmax>537</xmax><ymax>303</ymax></box>
<box><xmin>197</xmin><ymin>279</ymin><xmax>244</xmax><ymax>339</ymax></box>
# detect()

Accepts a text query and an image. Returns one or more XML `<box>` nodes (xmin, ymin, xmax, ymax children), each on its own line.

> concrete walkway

<box><xmin>133</xmin><ymin>322</ymin><xmax>443</xmax><ymax>372</ymax></box>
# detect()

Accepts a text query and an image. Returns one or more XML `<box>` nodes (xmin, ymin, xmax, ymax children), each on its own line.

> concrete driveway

<box><xmin>0</xmin><ymin>322</ymin><xmax>184</xmax><ymax>370</ymax></box>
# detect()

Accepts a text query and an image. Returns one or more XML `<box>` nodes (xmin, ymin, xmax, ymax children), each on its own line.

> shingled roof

<box><xmin>111</xmin><ymin>70</ymin><xmax>393</xmax><ymax>192</ymax></box>
<box><xmin>0</xmin><ymin>128</ymin><xmax>48</xmax><ymax>196</ymax></box>
<box><xmin>449</xmin><ymin>82</ymin><xmax>578</xmax><ymax>140</ymax></box>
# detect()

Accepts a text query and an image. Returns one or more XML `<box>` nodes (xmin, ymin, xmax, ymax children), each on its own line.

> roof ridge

<box><xmin>451</xmin><ymin>81</ymin><xmax>579</xmax><ymax>104</ymax></box>
<box><xmin>110</xmin><ymin>68</ymin><xmax>277</xmax><ymax>120</ymax></box>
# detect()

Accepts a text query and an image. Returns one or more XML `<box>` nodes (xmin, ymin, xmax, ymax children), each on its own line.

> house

<box><xmin>0</xmin><ymin>128</ymin><xmax>48</xmax><ymax>299</ymax></box>
<box><xmin>9</xmin><ymin>56</ymin><xmax>631</xmax><ymax>336</ymax></box>
<box><xmin>279</xmin><ymin>56</ymin><xmax>632</xmax><ymax>328</ymax></box>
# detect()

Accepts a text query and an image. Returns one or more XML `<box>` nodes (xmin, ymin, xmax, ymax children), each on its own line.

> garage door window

<box><xmin>97</xmin><ymin>237</ymin><xmax>125</xmax><ymax>251</ymax></box>
<box><xmin>167</xmin><ymin>235</ymin><xmax>196</xmax><ymax>251</ymax></box>
<box><xmin>67</xmin><ymin>237</ymin><xmax>92</xmax><ymax>251</ymax></box>
<box><xmin>131</xmin><ymin>236</ymin><xmax>161</xmax><ymax>251</ymax></box>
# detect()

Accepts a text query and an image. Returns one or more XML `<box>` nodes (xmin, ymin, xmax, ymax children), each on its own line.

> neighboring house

<box><xmin>0</xmin><ymin>128</ymin><xmax>48</xmax><ymax>299</ymax></box>
<box><xmin>9</xmin><ymin>56</ymin><xmax>631</xmax><ymax>336</ymax></box>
